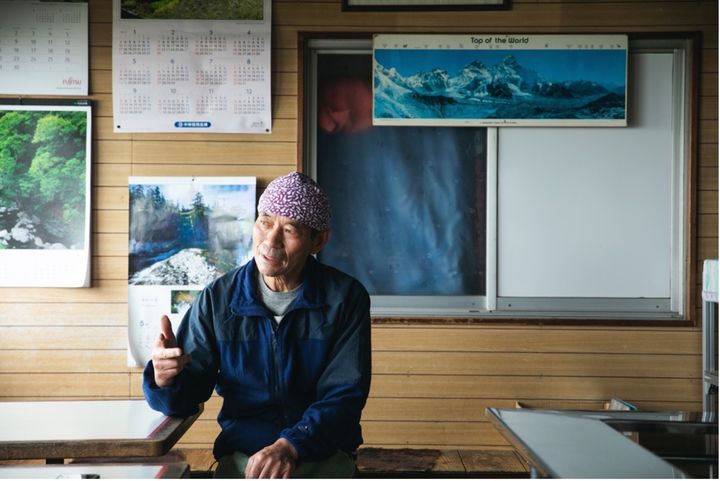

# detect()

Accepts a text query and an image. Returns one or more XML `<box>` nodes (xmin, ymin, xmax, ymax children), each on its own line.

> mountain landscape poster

<box><xmin>127</xmin><ymin>176</ymin><xmax>256</xmax><ymax>366</ymax></box>
<box><xmin>373</xmin><ymin>34</ymin><xmax>628</xmax><ymax>126</ymax></box>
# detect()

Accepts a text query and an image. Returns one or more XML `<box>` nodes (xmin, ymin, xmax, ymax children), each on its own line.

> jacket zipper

<box><xmin>268</xmin><ymin>318</ymin><xmax>281</xmax><ymax>403</ymax></box>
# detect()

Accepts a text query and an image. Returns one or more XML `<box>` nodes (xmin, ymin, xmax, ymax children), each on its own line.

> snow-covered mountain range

<box><xmin>374</xmin><ymin>55</ymin><xmax>625</xmax><ymax>120</ymax></box>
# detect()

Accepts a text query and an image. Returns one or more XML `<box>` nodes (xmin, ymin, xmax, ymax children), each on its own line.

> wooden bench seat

<box><xmin>355</xmin><ymin>448</ymin><xmax>529</xmax><ymax>478</ymax></box>
<box><xmin>182</xmin><ymin>447</ymin><xmax>530</xmax><ymax>478</ymax></box>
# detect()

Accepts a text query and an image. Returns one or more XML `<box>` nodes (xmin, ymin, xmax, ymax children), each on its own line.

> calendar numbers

<box><xmin>195</xmin><ymin>34</ymin><xmax>227</xmax><ymax>55</ymax></box>
<box><xmin>120</xmin><ymin>95</ymin><xmax>152</xmax><ymax>114</ymax></box>
<box><xmin>196</xmin><ymin>95</ymin><xmax>228</xmax><ymax>114</ymax></box>
<box><xmin>118</xmin><ymin>36</ymin><xmax>151</xmax><ymax>55</ymax></box>
<box><xmin>234</xmin><ymin>96</ymin><xmax>264</xmax><ymax>116</ymax></box>
<box><xmin>196</xmin><ymin>65</ymin><xmax>228</xmax><ymax>85</ymax></box>
<box><xmin>113</xmin><ymin>0</ymin><xmax>271</xmax><ymax>133</ymax></box>
<box><xmin>234</xmin><ymin>65</ymin><xmax>265</xmax><ymax>85</ymax></box>
<box><xmin>0</xmin><ymin>2</ymin><xmax>88</xmax><ymax>94</ymax></box>
<box><xmin>157</xmin><ymin>34</ymin><xmax>188</xmax><ymax>53</ymax></box>
<box><xmin>157</xmin><ymin>64</ymin><xmax>189</xmax><ymax>85</ymax></box>
<box><xmin>234</xmin><ymin>37</ymin><xmax>264</xmax><ymax>56</ymax></box>
<box><xmin>158</xmin><ymin>97</ymin><xmax>190</xmax><ymax>115</ymax></box>
<box><xmin>120</xmin><ymin>67</ymin><xmax>151</xmax><ymax>85</ymax></box>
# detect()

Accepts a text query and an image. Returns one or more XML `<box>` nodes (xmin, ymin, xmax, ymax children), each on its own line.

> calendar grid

<box><xmin>0</xmin><ymin>1</ymin><xmax>88</xmax><ymax>95</ymax></box>
<box><xmin>112</xmin><ymin>0</ymin><xmax>272</xmax><ymax>133</ymax></box>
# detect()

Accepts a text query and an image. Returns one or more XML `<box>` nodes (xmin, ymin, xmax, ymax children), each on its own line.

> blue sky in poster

<box><xmin>374</xmin><ymin>49</ymin><xmax>627</xmax><ymax>87</ymax></box>
<box><xmin>160</xmin><ymin>183</ymin><xmax>254</xmax><ymax>210</ymax></box>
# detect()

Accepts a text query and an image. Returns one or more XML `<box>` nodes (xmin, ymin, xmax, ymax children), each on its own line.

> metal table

<box><xmin>0</xmin><ymin>399</ymin><xmax>202</xmax><ymax>463</ymax></box>
<box><xmin>486</xmin><ymin>407</ymin><xmax>716</xmax><ymax>478</ymax></box>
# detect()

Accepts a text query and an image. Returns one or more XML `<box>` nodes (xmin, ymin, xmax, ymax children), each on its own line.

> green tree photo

<box><xmin>0</xmin><ymin>109</ymin><xmax>88</xmax><ymax>250</ymax></box>
<box><xmin>121</xmin><ymin>0</ymin><xmax>263</xmax><ymax>20</ymax></box>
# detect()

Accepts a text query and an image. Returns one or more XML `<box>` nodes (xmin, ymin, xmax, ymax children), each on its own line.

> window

<box><xmin>303</xmin><ymin>37</ymin><xmax>692</xmax><ymax>319</ymax></box>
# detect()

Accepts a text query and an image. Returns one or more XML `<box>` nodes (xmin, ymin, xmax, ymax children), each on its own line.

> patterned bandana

<box><xmin>257</xmin><ymin>172</ymin><xmax>331</xmax><ymax>231</ymax></box>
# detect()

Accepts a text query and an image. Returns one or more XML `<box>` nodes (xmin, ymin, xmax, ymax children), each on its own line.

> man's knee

<box><xmin>215</xmin><ymin>450</ymin><xmax>355</xmax><ymax>479</ymax></box>
<box><xmin>215</xmin><ymin>452</ymin><xmax>250</xmax><ymax>478</ymax></box>
<box><xmin>293</xmin><ymin>450</ymin><xmax>356</xmax><ymax>479</ymax></box>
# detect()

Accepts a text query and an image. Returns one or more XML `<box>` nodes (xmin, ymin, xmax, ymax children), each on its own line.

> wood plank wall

<box><xmin>0</xmin><ymin>0</ymin><xmax>716</xmax><ymax>462</ymax></box>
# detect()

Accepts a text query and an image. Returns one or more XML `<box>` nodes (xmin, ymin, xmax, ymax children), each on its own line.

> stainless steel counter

<box><xmin>486</xmin><ymin>408</ymin><xmax>718</xmax><ymax>478</ymax></box>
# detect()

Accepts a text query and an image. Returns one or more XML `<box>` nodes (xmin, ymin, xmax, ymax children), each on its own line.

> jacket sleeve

<box><xmin>143</xmin><ymin>286</ymin><xmax>219</xmax><ymax>417</ymax></box>
<box><xmin>280</xmin><ymin>281</ymin><xmax>372</xmax><ymax>461</ymax></box>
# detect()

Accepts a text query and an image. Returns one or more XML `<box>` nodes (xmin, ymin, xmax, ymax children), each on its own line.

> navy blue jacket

<box><xmin>142</xmin><ymin>256</ymin><xmax>372</xmax><ymax>462</ymax></box>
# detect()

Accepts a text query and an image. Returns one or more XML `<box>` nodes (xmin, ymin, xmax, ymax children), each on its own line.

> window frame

<box><xmin>302</xmin><ymin>36</ymin><xmax>695</xmax><ymax>322</ymax></box>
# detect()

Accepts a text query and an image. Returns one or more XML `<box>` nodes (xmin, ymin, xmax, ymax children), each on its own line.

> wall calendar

<box><xmin>112</xmin><ymin>0</ymin><xmax>271</xmax><ymax>133</ymax></box>
<box><xmin>0</xmin><ymin>1</ymin><xmax>88</xmax><ymax>96</ymax></box>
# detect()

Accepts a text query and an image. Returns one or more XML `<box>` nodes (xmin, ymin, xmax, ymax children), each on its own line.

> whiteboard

<box><xmin>497</xmin><ymin>52</ymin><xmax>675</xmax><ymax>298</ymax></box>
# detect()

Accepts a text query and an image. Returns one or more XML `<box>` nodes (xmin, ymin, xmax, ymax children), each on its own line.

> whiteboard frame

<box><xmin>491</xmin><ymin>39</ymin><xmax>690</xmax><ymax>319</ymax></box>
<box><xmin>304</xmin><ymin>37</ymin><xmax>691</xmax><ymax>320</ymax></box>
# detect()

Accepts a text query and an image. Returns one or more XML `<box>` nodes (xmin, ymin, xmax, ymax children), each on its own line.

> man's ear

<box><xmin>311</xmin><ymin>230</ymin><xmax>331</xmax><ymax>255</ymax></box>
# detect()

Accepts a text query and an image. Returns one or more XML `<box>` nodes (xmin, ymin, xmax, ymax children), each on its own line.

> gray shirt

<box><xmin>257</xmin><ymin>270</ymin><xmax>302</xmax><ymax>324</ymax></box>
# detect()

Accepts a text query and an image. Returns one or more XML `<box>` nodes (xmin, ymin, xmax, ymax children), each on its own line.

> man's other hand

<box><xmin>245</xmin><ymin>438</ymin><xmax>298</xmax><ymax>479</ymax></box>
<box><xmin>151</xmin><ymin>315</ymin><xmax>191</xmax><ymax>388</ymax></box>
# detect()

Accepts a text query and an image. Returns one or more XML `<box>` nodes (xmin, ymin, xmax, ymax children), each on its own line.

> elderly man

<box><xmin>143</xmin><ymin>172</ymin><xmax>372</xmax><ymax>479</ymax></box>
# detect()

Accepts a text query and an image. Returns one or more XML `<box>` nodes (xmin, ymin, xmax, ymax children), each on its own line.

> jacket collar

<box><xmin>230</xmin><ymin>256</ymin><xmax>325</xmax><ymax>316</ymax></box>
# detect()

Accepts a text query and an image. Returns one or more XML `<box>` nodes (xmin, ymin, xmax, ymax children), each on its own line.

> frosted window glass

<box><xmin>315</xmin><ymin>54</ymin><xmax>486</xmax><ymax>295</ymax></box>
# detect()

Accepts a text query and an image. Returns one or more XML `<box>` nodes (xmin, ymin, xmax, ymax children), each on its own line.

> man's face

<box><xmin>252</xmin><ymin>212</ymin><xmax>325</xmax><ymax>291</ymax></box>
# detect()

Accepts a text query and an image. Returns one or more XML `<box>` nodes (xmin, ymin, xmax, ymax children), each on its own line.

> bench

<box><xmin>182</xmin><ymin>448</ymin><xmax>530</xmax><ymax>478</ymax></box>
<box><xmin>355</xmin><ymin>448</ymin><xmax>529</xmax><ymax>478</ymax></box>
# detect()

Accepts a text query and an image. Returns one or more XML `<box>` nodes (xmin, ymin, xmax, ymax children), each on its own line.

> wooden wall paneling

<box><xmin>700</xmin><ymin>119</ymin><xmax>719</xmax><ymax>144</ymax></box>
<box><xmin>177</xmin><ymin>420</ymin><xmax>222</xmax><ymax>446</ymax></box>
<box><xmin>0</xmin><ymin>303</ymin><xmax>126</xmax><ymax>326</ymax></box>
<box><xmin>360</xmin><ymin>421</ymin><xmax>509</xmax><ymax>447</ymax></box>
<box><xmin>95</xmin><ymin>117</ymin><xmax>130</xmax><ymax>140</ymax></box>
<box><xmin>700</xmin><ymin>97</ymin><xmax>718</xmax><ymax>120</ymax></box>
<box><xmin>188</xmin><ymin>387</ymin><xmax>701</xmax><ymax>423</ymax></box>
<box><xmin>0</xmin><ymin>374</ymin><xmax>128</xmax><ymax>397</ymax></box>
<box><xmin>129</xmin><ymin>141</ymin><xmax>295</xmax><ymax>165</ymax></box>
<box><xmin>129</xmin><ymin>373</ymin><xmax>144</xmax><ymax>397</ymax></box>
<box><xmin>89</xmin><ymin>0</ymin><xmax>112</xmax><ymax>22</ymax></box>
<box><xmin>372</xmin><ymin>351</ymin><xmax>701</xmax><ymax>378</ymax></box>
<box><xmin>93</xmin><ymin>233</ymin><xmax>128</xmax><ymax>257</ymax></box>
<box><xmin>699</xmin><ymin>190</ymin><xmax>718</xmax><ymax>214</ymax></box>
<box><xmin>0</xmin><ymin>326</ymin><xmax>126</xmax><ymax>350</ymax></box>
<box><xmin>93</xmin><ymin>210</ymin><xmax>129</xmax><ymax>234</ymax></box>
<box><xmin>176</xmin><ymin>418</ymin><xmax>507</xmax><ymax>448</ymax></box>
<box><xmin>93</xmin><ymin>140</ymin><xmax>132</xmax><ymax>164</ymax></box>
<box><xmin>700</xmin><ymin>166</ymin><xmax>718</xmax><ymax>191</ymax></box>
<box><xmin>90</xmin><ymin>70</ymin><xmax>112</xmax><ymax>94</ymax></box>
<box><xmin>699</xmin><ymin>237</ymin><xmax>719</xmax><ymax>259</ymax></box>
<box><xmin>128</xmin><ymin>164</ymin><xmax>295</xmax><ymax>186</ymax></box>
<box><xmin>0</xmin><ymin>282</ymin><xmax>127</xmax><ymax>304</ymax></box>
<box><xmin>90</xmin><ymin>46</ymin><xmax>111</xmax><ymax>70</ymax></box>
<box><xmin>361</xmin><ymin>398</ymin><xmax>702</xmax><ymax>421</ymax></box>
<box><xmin>93</xmin><ymin>254</ymin><xmax>128</xmax><ymax>280</ymax></box>
<box><xmin>0</xmin><ymin>351</ymin><xmax>125</xmax><ymax>373</ymax></box>
<box><xmin>701</xmin><ymin>73</ymin><xmax>719</xmax><ymax>97</ymax></box>
<box><xmin>0</xmin><ymin>0</ymin><xmax>714</xmax><ymax>455</ymax></box>
<box><xmin>700</xmin><ymin>143</ymin><xmax>718</xmax><ymax>167</ymax></box>
<box><xmin>699</xmin><ymin>214</ymin><xmax>718</xmax><ymax>238</ymax></box>
<box><xmin>273</xmin><ymin>2</ymin><xmax>715</xmax><ymax>28</ymax></box>
<box><xmin>95</xmin><ymin>163</ymin><xmax>132</xmax><ymax>187</ymax></box>
<box><xmin>95</xmin><ymin>187</ymin><xmax>128</xmax><ymax>211</ymax></box>
<box><xmin>369</xmin><ymin>375</ymin><xmax>700</xmax><ymax>403</ymax></box>
<box><xmin>371</xmin><ymin>326</ymin><xmax>702</xmax><ymax>354</ymax></box>
<box><xmin>90</xmin><ymin>94</ymin><xmax>113</xmax><ymax>117</ymax></box>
